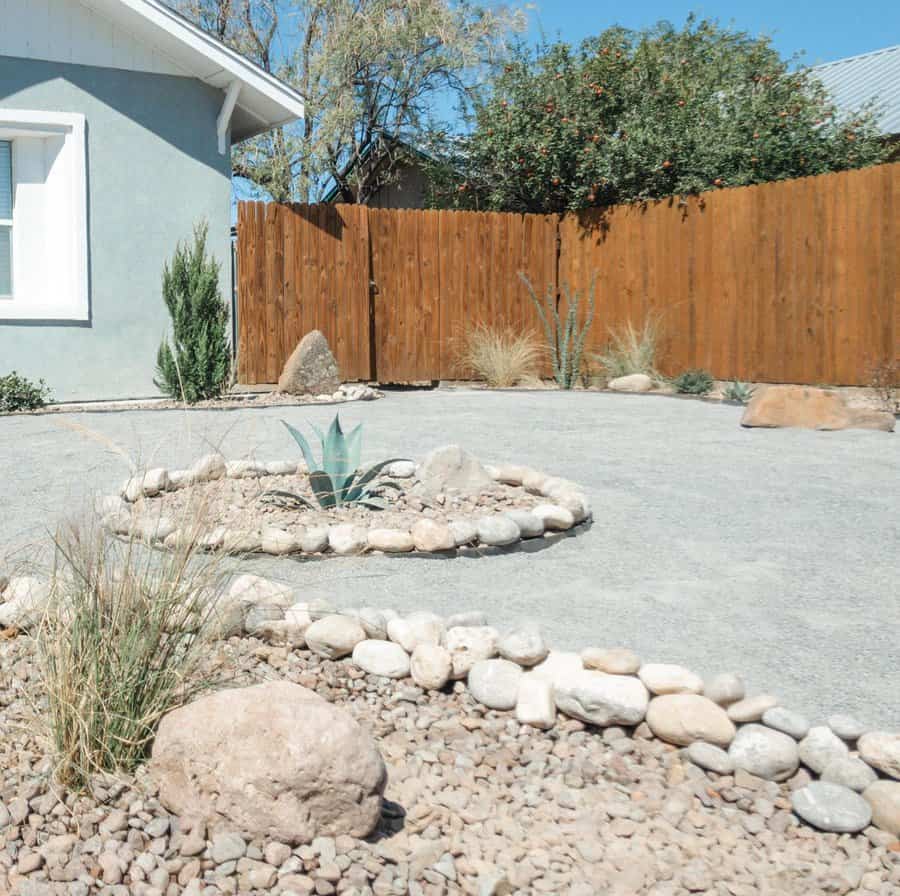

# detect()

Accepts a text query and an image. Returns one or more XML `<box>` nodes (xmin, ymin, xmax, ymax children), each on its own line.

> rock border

<box><xmin>103</xmin><ymin>455</ymin><xmax>593</xmax><ymax>558</ymax></box>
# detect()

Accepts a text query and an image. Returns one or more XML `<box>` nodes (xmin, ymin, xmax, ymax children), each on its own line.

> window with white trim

<box><xmin>0</xmin><ymin>111</ymin><xmax>89</xmax><ymax>320</ymax></box>
<box><xmin>0</xmin><ymin>140</ymin><xmax>11</xmax><ymax>299</ymax></box>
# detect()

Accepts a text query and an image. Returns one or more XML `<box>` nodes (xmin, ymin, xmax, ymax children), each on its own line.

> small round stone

<box><xmin>726</xmin><ymin>694</ymin><xmax>778</xmax><ymax>723</ymax></box>
<box><xmin>827</xmin><ymin>714</ymin><xmax>867</xmax><ymax>741</ymax></box>
<box><xmin>638</xmin><ymin>663</ymin><xmax>703</xmax><ymax>695</ymax></box>
<box><xmin>762</xmin><ymin>707</ymin><xmax>810</xmax><ymax>740</ymax></box>
<box><xmin>791</xmin><ymin>782</ymin><xmax>872</xmax><ymax>833</ymax></box>
<box><xmin>821</xmin><ymin>757</ymin><xmax>878</xmax><ymax>793</ymax></box>
<box><xmin>858</xmin><ymin>732</ymin><xmax>900</xmax><ymax>780</ymax></box>
<box><xmin>798</xmin><ymin>726</ymin><xmax>850</xmax><ymax>775</ymax></box>
<box><xmin>497</xmin><ymin>625</ymin><xmax>548</xmax><ymax>667</ymax></box>
<box><xmin>468</xmin><ymin>659</ymin><xmax>524</xmax><ymax>710</ymax></box>
<box><xmin>863</xmin><ymin>780</ymin><xmax>900</xmax><ymax>836</ymax></box>
<box><xmin>581</xmin><ymin>647</ymin><xmax>641</xmax><ymax>675</ymax></box>
<box><xmin>351</xmin><ymin>640</ymin><xmax>410</xmax><ymax>679</ymax></box>
<box><xmin>686</xmin><ymin>741</ymin><xmax>735</xmax><ymax>775</ymax></box>
<box><xmin>476</xmin><ymin>515</ymin><xmax>521</xmax><ymax>547</ymax></box>
<box><xmin>646</xmin><ymin>694</ymin><xmax>736</xmax><ymax>747</ymax></box>
<box><xmin>703</xmin><ymin>673</ymin><xmax>745</xmax><ymax>706</ymax></box>
<box><xmin>729</xmin><ymin>724</ymin><xmax>799</xmax><ymax>782</ymax></box>
<box><xmin>410</xmin><ymin>644</ymin><xmax>452</xmax><ymax>690</ymax></box>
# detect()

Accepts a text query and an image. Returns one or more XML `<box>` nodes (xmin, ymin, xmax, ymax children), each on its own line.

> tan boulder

<box><xmin>741</xmin><ymin>385</ymin><xmax>894</xmax><ymax>432</ymax></box>
<box><xmin>151</xmin><ymin>681</ymin><xmax>386</xmax><ymax>845</ymax></box>
<box><xmin>646</xmin><ymin>694</ymin><xmax>737</xmax><ymax>747</ymax></box>
<box><xmin>277</xmin><ymin>330</ymin><xmax>340</xmax><ymax>395</ymax></box>
<box><xmin>864</xmin><ymin>780</ymin><xmax>900</xmax><ymax>836</ymax></box>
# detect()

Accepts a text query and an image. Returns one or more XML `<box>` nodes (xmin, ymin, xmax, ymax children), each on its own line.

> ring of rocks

<box><xmin>102</xmin><ymin>449</ymin><xmax>593</xmax><ymax>558</ymax></box>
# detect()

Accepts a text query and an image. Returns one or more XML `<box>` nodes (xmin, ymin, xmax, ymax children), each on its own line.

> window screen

<box><xmin>0</xmin><ymin>140</ymin><xmax>11</xmax><ymax>296</ymax></box>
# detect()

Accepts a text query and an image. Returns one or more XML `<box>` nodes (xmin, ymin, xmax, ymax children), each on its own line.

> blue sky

<box><xmin>525</xmin><ymin>1</ymin><xmax>899</xmax><ymax>65</ymax></box>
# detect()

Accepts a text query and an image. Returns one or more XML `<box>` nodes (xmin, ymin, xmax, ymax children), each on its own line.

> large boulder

<box><xmin>741</xmin><ymin>385</ymin><xmax>894</xmax><ymax>432</ymax></box>
<box><xmin>416</xmin><ymin>445</ymin><xmax>495</xmax><ymax>497</ymax></box>
<box><xmin>150</xmin><ymin>681</ymin><xmax>386</xmax><ymax>844</ymax></box>
<box><xmin>277</xmin><ymin>330</ymin><xmax>340</xmax><ymax>395</ymax></box>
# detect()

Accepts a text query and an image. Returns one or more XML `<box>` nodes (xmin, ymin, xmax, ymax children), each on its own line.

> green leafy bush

<box><xmin>723</xmin><ymin>380</ymin><xmax>755</xmax><ymax>404</ymax></box>
<box><xmin>674</xmin><ymin>368</ymin><xmax>714</xmax><ymax>395</ymax></box>
<box><xmin>155</xmin><ymin>222</ymin><xmax>231</xmax><ymax>403</ymax></box>
<box><xmin>0</xmin><ymin>371</ymin><xmax>51</xmax><ymax>412</ymax></box>
<box><xmin>264</xmin><ymin>415</ymin><xmax>408</xmax><ymax>510</ymax></box>
<box><xmin>520</xmin><ymin>274</ymin><xmax>595</xmax><ymax>389</ymax></box>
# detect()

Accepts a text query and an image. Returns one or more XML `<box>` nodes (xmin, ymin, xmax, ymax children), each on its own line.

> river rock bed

<box><xmin>2</xmin><ymin>629</ymin><xmax>899</xmax><ymax>896</ymax></box>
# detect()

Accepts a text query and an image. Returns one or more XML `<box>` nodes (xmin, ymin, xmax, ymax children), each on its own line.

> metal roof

<box><xmin>811</xmin><ymin>44</ymin><xmax>900</xmax><ymax>136</ymax></box>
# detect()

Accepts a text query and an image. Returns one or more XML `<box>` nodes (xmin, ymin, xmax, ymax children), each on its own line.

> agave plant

<box><xmin>263</xmin><ymin>415</ymin><xmax>408</xmax><ymax>510</ymax></box>
<box><xmin>723</xmin><ymin>380</ymin><xmax>755</xmax><ymax>404</ymax></box>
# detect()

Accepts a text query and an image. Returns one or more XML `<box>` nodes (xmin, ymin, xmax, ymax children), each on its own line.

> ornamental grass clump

<box><xmin>594</xmin><ymin>314</ymin><xmax>663</xmax><ymax>383</ymax></box>
<box><xmin>155</xmin><ymin>221</ymin><xmax>231</xmax><ymax>403</ymax></box>
<box><xmin>520</xmin><ymin>273</ymin><xmax>596</xmax><ymax>389</ymax></box>
<box><xmin>37</xmin><ymin>518</ymin><xmax>226</xmax><ymax>789</ymax></box>
<box><xmin>456</xmin><ymin>323</ymin><xmax>543</xmax><ymax>387</ymax></box>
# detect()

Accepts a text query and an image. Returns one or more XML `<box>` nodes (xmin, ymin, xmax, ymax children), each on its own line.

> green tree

<box><xmin>173</xmin><ymin>0</ymin><xmax>522</xmax><ymax>202</ymax></box>
<box><xmin>431</xmin><ymin>17</ymin><xmax>888</xmax><ymax>212</ymax></box>
<box><xmin>155</xmin><ymin>223</ymin><xmax>231</xmax><ymax>402</ymax></box>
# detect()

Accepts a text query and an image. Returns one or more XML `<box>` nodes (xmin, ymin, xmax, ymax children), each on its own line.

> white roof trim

<box><xmin>80</xmin><ymin>0</ymin><xmax>304</xmax><ymax>142</ymax></box>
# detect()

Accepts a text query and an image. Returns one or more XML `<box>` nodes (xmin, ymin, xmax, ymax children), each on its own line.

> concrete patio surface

<box><xmin>1</xmin><ymin>388</ymin><xmax>897</xmax><ymax>726</ymax></box>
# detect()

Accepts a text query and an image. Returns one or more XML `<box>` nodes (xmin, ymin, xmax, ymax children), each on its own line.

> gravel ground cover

<box><xmin>0</xmin><ymin>389</ymin><xmax>897</xmax><ymax>726</ymax></box>
<box><xmin>2</xmin><ymin>631</ymin><xmax>899</xmax><ymax>896</ymax></box>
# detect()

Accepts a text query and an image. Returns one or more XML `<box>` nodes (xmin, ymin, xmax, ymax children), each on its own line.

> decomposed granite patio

<box><xmin>1</xmin><ymin>387</ymin><xmax>897</xmax><ymax>727</ymax></box>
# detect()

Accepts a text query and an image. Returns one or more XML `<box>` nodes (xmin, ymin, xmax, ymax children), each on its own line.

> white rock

<box><xmin>227</xmin><ymin>459</ymin><xmax>266</xmax><ymax>479</ymax></box>
<box><xmin>305</xmin><ymin>614</ymin><xmax>367</xmax><ymax>659</ymax></box>
<box><xmin>221</xmin><ymin>529</ymin><xmax>262</xmax><ymax>554</ymax></box>
<box><xmin>791</xmin><ymin>782</ymin><xmax>872</xmax><ymax>833</ymax></box>
<box><xmin>417</xmin><ymin>445</ymin><xmax>494</xmax><ymax>496</ymax></box>
<box><xmin>353</xmin><ymin>607</ymin><xmax>389</xmax><ymax>639</ymax></box>
<box><xmin>864</xmin><ymin>780</ymin><xmax>900</xmax><ymax>836</ymax></box>
<box><xmin>686</xmin><ymin>742</ymin><xmax>734</xmax><ymax>775</ymax></box>
<box><xmin>638</xmin><ymin>663</ymin><xmax>703</xmax><ymax>695</ymax></box>
<box><xmin>530</xmin><ymin>504</ymin><xmax>575</xmax><ymax>531</ymax></box>
<box><xmin>821</xmin><ymin>757</ymin><xmax>878</xmax><ymax>793</ymax></box>
<box><xmin>762</xmin><ymin>707</ymin><xmax>810</xmax><ymax>740</ymax></box>
<box><xmin>491</xmin><ymin>464</ymin><xmax>532</xmax><ymax>486</ymax></box>
<box><xmin>299</xmin><ymin>527</ymin><xmax>329</xmax><ymax>553</ymax></box>
<box><xmin>367</xmin><ymin>529</ymin><xmax>415</xmax><ymax>553</ymax></box>
<box><xmin>476</xmin><ymin>516</ymin><xmax>520</xmax><ymax>547</ymax></box>
<box><xmin>410</xmin><ymin>519</ymin><xmax>455</xmax><ymax>552</ymax></box>
<box><xmin>503</xmin><ymin>510</ymin><xmax>544</xmax><ymax>539</ymax></box>
<box><xmin>260</xmin><ymin>527</ymin><xmax>299</xmax><ymax>555</ymax></box>
<box><xmin>142</xmin><ymin>468</ymin><xmax>170</xmax><ymax>496</ymax></box>
<box><xmin>529</xmin><ymin>651</ymin><xmax>583</xmax><ymax>688</ymax></box>
<box><xmin>703</xmin><ymin>673</ymin><xmax>746</xmax><ymax>707</ymax></box>
<box><xmin>497</xmin><ymin>625</ymin><xmax>548</xmax><ymax>667</ymax></box>
<box><xmin>858</xmin><ymin>732</ymin><xmax>900</xmax><ymax>780</ymax></box>
<box><xmin>198</xmin><ymin>527</ymin><xmax>227</xmax><ymax>550</ymax></box>
<box><xmin>521</xmin><ymin>470</ymin><xmax>549</xmax><ymax>494</ymax></box>
<box><xmin>388</xmin><ymin>461</ymin><xmax>416</xmax><ymax>479</ymax></box>
<box><xmin>448</xmin><ymin>519</ymin><xmax>478</xmax><ymax>547</ymax></box>
<box><xmin>133</xmin><ymin>516</ymin><xmax>176</xmax><ymax>543</ymax></box>
<box><xmin>728</xmin><ymin>724</ymin><xmax>799</xmax><ymax>782</ymax></box>
<box><xmin>328</xmin><ymin>524</ymin><xmax>367</xmax><ymax>555</ymax></box>
<box><xmin>555</xmin><ymin>671</ymin><xmax>649</xmax><ymax>727</ymax></box>
<box><xmin>468</xmin><ymin>659</ymin><xmax>523</xmax><ymax>711</ymax></box>
<box><xmin>227</xmin><ymin>575</ymin><xmax>293</xmax><ymax>609</ymax></box>
<box><xmin>387</xmin><ymin>616</ymin><xmax>444</xmax><ymax>653</ymax></box>
<box><xmin>265</xmin><ymin>460</ymin><xmax>298</xmax><ymax>476</ymax></box>
<box><xmin>167</xmin><ymin>469</ymin><xmax>192</xmax><ymax>489</ymax></box>
<box><xmin>727</xmin><ymin>695</ymin><xmax>779</xmax><ymax>723</ymax></box>
<box><xmin>516</xmin><ymin>677</ymin><xmax>556</xmax><ymax>729</ymax></box>
<box><xmin>284</xmin><ymin>603</ymin><xmax>313</xmax><ymax>631</ymax></box>
<box><xmin>608</xmin><ymin>373</ymin><xmax>653</xmax><ymax>392</ymax></box>
<box><xmin>0</xmin><ymin>577</ymin><xmax>51</xmax><ymax>629</ymax></box>
<box><xmin>352</xmin><ymin>640</ymin><xmax>411</xmax><ymax>678</ymax></box>
<box><xmin>646</xmin><ymin>694</ymin><xmax>737</xmax><ymax>747</ymax></box>
<box><xmin>410</xmin><ymin>644</ymin><xmax>452</xmax><ymax>690</ymax></box>
<box><xmin>122</xmin><ymin>476</ymin><xmax>144</xmax><ymax>503</ymax></box>
<box><xmin>799</xmin><ymin>726</ymin><xmax>850</xmax><ymax>775</ymax></box>
<box><xmin>190</xmin><ymin>453</ymin><xmax>227</xmax><ymax>482</ymax></box>
<box><xmin>444</xmin><ymin>626</ymin><xmax>499</xmax><ymax>679</ymax></box>
<box><xmin>582</xmin><ymin>647</ymin><xmax>641</xmax><ymax>675</ymax></box>
<box><xmin>553</xmin><ymin>491</ymin><xmax>591</xmax><ymax>524</ymax></box>
<box><xmin>827</xmin><ymin>714</ymin><xmax>867</xmax><ymax>741</ymax></box>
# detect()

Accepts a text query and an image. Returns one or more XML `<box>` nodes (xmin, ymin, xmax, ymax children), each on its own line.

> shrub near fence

<box><xmin>236</xmin><ymin>162</ymin><xmax>899</xmax><ymax>387</ymax></box>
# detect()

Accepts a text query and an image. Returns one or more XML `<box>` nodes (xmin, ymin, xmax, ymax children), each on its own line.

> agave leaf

<box><xmin>260</xmin><ymin>489</ymin><xmax>316</xmax><ymax>510</ymax></box>
<box><xmin>344</xmin><ymin>458</ymin><xmax>411</xmax><ymax>504</ymax></box>
<box><xmin>310</xmin><ymin>422</ymin><xmax>327</xmax><ymax>456</ymax></box>
<box><xmin>309</xmin><ymin>470</ymin><xmax>337</xmax><ymax>509</ymax></box>
<box><xmin>345</xmin><ymin>424</ymin><xmax>363</xmax><ymax>476</ymax></box>
<box><xmin>281</xmin><ymin>419</ymin><xmax>319</xmax><ymax>475</ymax></box>
<box><xmin>372</xmin><ymin>480</ymin><xmax>403</xmax><ymax>493</ymax></box>
<box><xmin>358</xmin><ymin>496</ymin><xmax>388</xmax><ymax>510</ymax></box>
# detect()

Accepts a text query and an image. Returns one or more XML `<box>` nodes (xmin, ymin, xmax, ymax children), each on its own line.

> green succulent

<box><xmin>723</xmin><ymin>380</ymin><xmax>755</xmax><ymax>404</ymax></box>
<box><xmin>263</xmin><ymin>415</ymin><xmax>409</xmax><ymax>510</ymax></box>
<box><xmin>673</xmin><ymin>368</ymin><xmax>714</xmax><ymax>395</ymax></box>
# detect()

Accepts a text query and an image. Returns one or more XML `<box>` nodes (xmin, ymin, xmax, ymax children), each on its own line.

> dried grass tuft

<box><xmin>594</xmin><ymin>314</ymin><xmax>664</xmax><ymax>383</ymax></box>
<box><xmin>455</xmin><ymin>323</ymin><xmax>543</xmax><ymax>388</ymax></box>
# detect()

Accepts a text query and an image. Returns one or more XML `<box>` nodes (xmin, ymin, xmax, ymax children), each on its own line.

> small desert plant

<box><xmin>0</xmin><ymin>370</ymin><xmax>51</xmax><ymax>412</ymax></box>
<box><xmin>265</xmin><ymin>415</ymin><xmax>408</xmax><ymax>510</ymax></box>
<box><xmin>455</xmin><ymin>323</ymin><xmax>543</xmax><ymax>387</ymax></box>
<box><xmin>155</xmin><ymin>221</ymin><xmax>231</xmax><ymax>403</ymax></box>
<box><xmin>37</xmin><ymin>519</ymin><xmax>225</xmax><ymax>788</ymax></box>
<box><xmin>594</xmin><ymin>314</ymin><xmax>663</xmax><ymax>383</ymax></box>
<box><xmin>673</xmin><ymin>368</ymin><xmax>714</xmax><ymax>395</ymax></box>
<box><xmin>723</xmin><ymin>380</ymin><xmax>755</xmax><ymax>404</ymax></box>
<box><xmin>520</xmin><ymin>273</ymin><xmax>596</xmax><ymax>389</ymax></box>
<box><xmin>868</xmin><ymin>359</ymin><xmax>900</xmax><ymax>414</ymax></box>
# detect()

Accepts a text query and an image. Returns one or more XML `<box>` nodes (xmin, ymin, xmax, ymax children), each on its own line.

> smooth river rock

<box><xmin>858</xmin><ymin>732</ymin><xmax>900</xmax><ymax>780</ymax></box>
<box><xmin>798</xmin><ymin>726</ymin><xmax>850</xmax><ymax>775</ymax></box>
<box><xmin>729</xmin><ymin>724</ymin><xmax>799</xmax><ymax>782</ymax></box>
<box><xmin>444</xmin><ymin>626</ymin><xmax>499</xmax><ymax>679</ymax></box>
<box><xmin>863</xmin><ymin>780</ymin><xmax>900</xmax><ymax>836</ymax></box>
<box><xmin>555</xmin><ymin>671</ymin><xmax>649</xmax><ymax>727</ymax></box>
<box><xmin>468</xmin><ymin>659</ymin><xmax>523</xmax><ymax>711</ymax></box>
<box><xmin>305</xmin><ymin>615</ymin><xmax>367</xmax><ymax>659</ymax></box>
<box><xmin>352</xmin><ymin>640</ymin><xmax>410</xmax><ymax>678</ymax></box>
<box><xmin>476</xmin><ymin>516</ymin><xmax>521</xmax><ymax>547</ymax></box>
<box><xmin>791</xmin><ymin>782</ymin><xmax>872</xmax><ymax>833</ymax></box>
<box><xmin>703</xmin><ymin>673</ymin><xmax>745</xmax><ymax>707</ymax></box>
<box><xmin>498</xmin><ymin>625</ymin><xmax>548</xmax><ymax>667</ymax></box>
<box><xmin>638</xmin><ymin>663</ymin><xmax>703</xmax><ymax>696</ymax></box>
<box><xmin>646</xmin><ymin>694</ymin><xmax>736</xmax><ymax>747</ymax></box>
<box><xmin>410</xmin><ymin>644</ymin><xmax>452</xmax><ymax>690</ymax></box>
<box><xmin>582</xmin><ymin>647</ymin><xmax>641</xmax><ymax>675</ymax></box>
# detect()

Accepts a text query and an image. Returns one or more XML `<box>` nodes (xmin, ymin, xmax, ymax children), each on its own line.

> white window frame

<box><xmin>0</xmin><ymin>110</ymin><xmax>88</xmax><ymax>321</ymax></box>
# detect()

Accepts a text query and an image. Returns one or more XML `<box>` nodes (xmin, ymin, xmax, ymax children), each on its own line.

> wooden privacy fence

<box><xmin>236</xmin><ymin>162</ymin><xmax>899</xmax><ymax>386</ymax></box>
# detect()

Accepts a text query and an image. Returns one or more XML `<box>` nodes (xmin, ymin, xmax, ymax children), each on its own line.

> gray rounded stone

<box><xmin>791</xmin><ymin>782</ymin><xmax>872</xmax><ymax>833</ymax></box>
<box><xmin>702</xmin><ymin>673</ymin><xmax>745</xmax><ymax>707</ymax></box>
<box><xmin>820</xmin><ymin>757</ymin><xmax>878</xmax><ymax>793</ymax></box>
<box><xmin>686</xmin><ymin>741</ymin><xmax>735</xmax><ymax>775</ymax></box>
<box><xmin>799</xmin><ymin>726</ymin><xmax>850</xmax><ymax>775</ymax></box>
<box><xmin>468</xmin><ymin>659</ymin><xmax>523</xmax><ymax>710</ymax></box>
<box><xmin>762</xmin><ymin>707</ymin><xmax>810</xmax><ymax>740</ymax></box>
<box><xmin>728</xmin><ymin>724</ymin><xmax>799</xmax><ymax>782</ymax></box>
<box><xmin>497</xmin><ymin>625</ymin><xmax>548</xmax><ymax>667</ymax></box>
<box><xmin>476</xmin><ymin>515</ymin><xmax>521</xmax><ymax>547</ymax></box>
<box><xmin>827</xmin><ymin>714</ymin><xmax>867</xmax><ymax>741</ymax></box>
<box><xmin>503</xmin><ymin>510</ymin><xmax>544</xmax><ymax>539</ymax></box>
<box><xmin>351</xmin><ymin>640</ymin><xmax>410</xmax><ymax>679</ymax></box>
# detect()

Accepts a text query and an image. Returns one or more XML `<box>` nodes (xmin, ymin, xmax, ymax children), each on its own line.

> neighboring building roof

<box><xmin>811</xmin><ymin>44</ymin><xmax>900</xmax><ymax>136</ymax></box>
<box><xmin>79</xmin><ymin>0</ymin><xmax>305</xmax><ymax>142</ymax></box>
